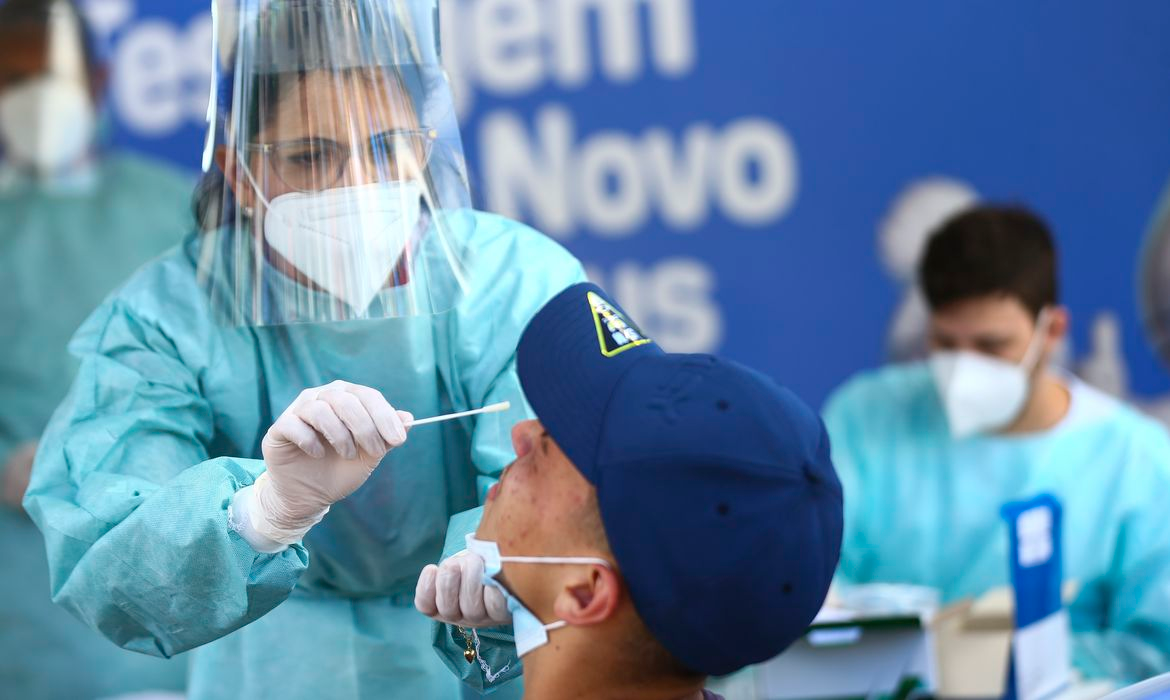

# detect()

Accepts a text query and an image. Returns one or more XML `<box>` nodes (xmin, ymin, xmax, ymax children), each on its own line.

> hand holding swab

<box><xmin>406</xmin><ymin>402</ymin><xmax>512</xmax><ymax>428</ymax></box>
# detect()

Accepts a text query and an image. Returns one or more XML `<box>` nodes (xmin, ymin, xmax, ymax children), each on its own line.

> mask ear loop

<box><xmin>470</xmin><ymin>534</ymin><xmax>615</xmax><ymax>651</ymax></box>
<box><xmin>1020</xmin><ymin>308</ymin><xmax>1053</xmax><ymax>371</ymax></box>
<box><xmin>498</xmin><ymin>555</ymin><xmax>613</xmax><ymax>569</ymax></box>
<box><xmin>494</xmin><ymin>556</ymin><xmax>613</xmax><ymax>632</ymax></box>
<box><xmin>240</xmin><ymin>152</ymin><xmax>278</xmax><ymax>215</ymax></box>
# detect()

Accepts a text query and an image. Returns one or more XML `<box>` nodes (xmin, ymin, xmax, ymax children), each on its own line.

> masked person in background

<box><xmin>0</xmin><ymin>0</ymin><xmax>194</xmax><ymax>696</ymax></box>
<box><xmin>416</xmin><ymin>283</ymin><xmax>843</xmax><ymax>699</ymax></box>
<box><xmin>23</xmin><ymin>0</ymin><xmax>585</xmax><ymax>697</ymax></box>
<box><xmin>825</xmin><ymin>206</ymin><xmax>1170</xmax><ymax>684</ymax></box>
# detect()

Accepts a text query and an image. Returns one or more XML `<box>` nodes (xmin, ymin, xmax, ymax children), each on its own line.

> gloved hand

<box><xmin>415</xmin><ymin>550</ymin><xmax>512</xmax><ymax>627</ymax></box>
<box><xmin>247</xmin><ymin>381</ymin><xmax>412</xmax><ymax>547</ymax></box>
<box><xmin>2</xmin><ymin>441</ymin><xmax>37</xmax><ymax>511</ymax></box>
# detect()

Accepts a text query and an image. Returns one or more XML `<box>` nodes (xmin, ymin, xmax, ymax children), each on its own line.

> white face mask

<box><xmin>256</xmin><ymin>180</ymin><xmax>423</xmax><ymax>312</ymax></box>
<box><xmin>930</xmin><ymin>309</ymin><xmax>1052</xmax><ymax>439</ymax></box>
<box><xmin>0</xmin><ymin>76</ymin><xmax>95</xmax><ymax>175</ymax></box>
<box><xmin>466</xmin><ymin>533</ymin><xmax>611</xmax><ymax>658</ymax></box>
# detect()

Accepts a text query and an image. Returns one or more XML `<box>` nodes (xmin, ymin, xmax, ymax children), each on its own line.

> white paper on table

<box><xmin>1014</xmin><ymin>609</ymin><xmax>1072</xmax><ymax>700</ymax></box>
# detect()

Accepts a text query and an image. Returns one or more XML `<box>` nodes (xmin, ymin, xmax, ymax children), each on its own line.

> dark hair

<box><xmin>192</xmin><ymin>70</ymin><xmax>286</xmax><ymax>231</ymax></box>
<box><xmin>919</xmin><ymin>205</ymin><xmax>1059</xmax><ymax>318</ymax></box>
<box><xmin>192</xmin><ymin>0</ymin><xmax>437</xmax><ymax>231</ymax></box>
<box><xmin>0</xmin><ymin>0</ymin><xmax>99</xmax><ymax>74</ymax></box>
<box><xmin>192</xmin><ymin>66</ymin><xmax>422</xmax><ymax>232</ymax></box>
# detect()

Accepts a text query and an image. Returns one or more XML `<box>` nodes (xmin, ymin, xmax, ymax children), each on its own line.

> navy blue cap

<box><xmin>517</xmin><ymin>283</ymin><xmax>843</xmax><ymax>677</ymax></box>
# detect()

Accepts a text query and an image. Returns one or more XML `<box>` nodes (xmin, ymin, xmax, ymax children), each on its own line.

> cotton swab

<box><xmin>406</xmin><ymin>401</ymin><xmax>512</xmax><ymax>428</ymax></box>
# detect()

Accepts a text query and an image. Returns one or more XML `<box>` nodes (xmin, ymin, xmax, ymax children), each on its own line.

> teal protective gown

<box><xmin>0</xmin><ymin>153</ymin><xmax>194</xmax><ymax>699</ymax></box>
<box><xmin>824</xmin><ymin>363</ymin><xmax>1170</xmax><ymax>684</ymax></box>
<box><xmin>24</xmin><ymin>207</ymin><xmax>584</xmax><ymax>699</ymax></box>
<box><xmin>432</xmin><ymin>507</ymin><xmax>526</xmax><ymax>695</ymax></box>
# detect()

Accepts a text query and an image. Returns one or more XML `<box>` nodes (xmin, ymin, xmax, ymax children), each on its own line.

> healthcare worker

<box><xmin>825</xmin><ymin>205</ymin><xmax>1170</xmax><ymax>684</ymax></box>
<box><xmin>1139</xmin><ymin>176</ymin><xmax>1170</xmax><ymax>422</ymax></box>
<box><xmin>0</xmin><ymin>0</ymin><xmax>193</xmax><ymax>696</ymax></box>
<box><xmin>23</xmin><ymin>0</ymin><xmax>585</xmax><ymax>697</ymax></box>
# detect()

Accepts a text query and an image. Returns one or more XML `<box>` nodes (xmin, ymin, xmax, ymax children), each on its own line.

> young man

<box><xmin>417</xmin><ymin>283</ymin><xmax>843</xmax><ymax>699</ymax></box>
<box><xmin>825</xmin><ymin>206</ymin><xmax>1170</xmax><ymax>684</ymax></box>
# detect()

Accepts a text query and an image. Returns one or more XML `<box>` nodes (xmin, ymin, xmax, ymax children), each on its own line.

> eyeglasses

<box><xmin>246</xmin><ymin>128</ymin><xmax>436</xmax><ymax>193</ymax></box>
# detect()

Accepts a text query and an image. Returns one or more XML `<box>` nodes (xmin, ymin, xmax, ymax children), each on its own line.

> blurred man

<box><xmin>0</xmin><ymin>0</ymin><xmax>191</xmax><ymax>695</ymax></box>
<box><xmin>417</xmin><ymin>283</ymin><xmax>843</xmax><ymax>698</ymax></box>
<box><xmin>826</xmin><ymin>206</ymin><xmax>1170</xmax><ymax>684</ymax></box>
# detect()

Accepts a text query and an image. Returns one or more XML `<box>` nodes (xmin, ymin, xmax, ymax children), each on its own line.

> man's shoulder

<box><xmin>100</xmin><ymin>153</ymin><xmax>197</xmax><ymax>236</ymax></box>
<box><xmin>102</xmin><ymin>152</ymin><xmax>193</xmax><ymax>189</ymax></box>
<box><xmin>1067</xmin><ymin>379</ymin><xmax>1170</xmax><ymax>446</ymax></box>
<box><xmin>1061</xmin><ymin>379</ymin><xmax>1170</xmax><ymax>486</ymax></box>
<box><xmin>825</xmin><ymin>362</ymin><xmax>938</xmax><ymax>425</ymax></box>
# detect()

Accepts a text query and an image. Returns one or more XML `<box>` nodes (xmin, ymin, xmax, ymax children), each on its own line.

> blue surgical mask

<box><xmin>465</xmin><ymin>533</ymin><xmax>611</xmax><ymax>657</ymax></box>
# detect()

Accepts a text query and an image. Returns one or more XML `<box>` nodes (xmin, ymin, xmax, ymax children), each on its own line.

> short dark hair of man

<box><xmin>919</xmin><ymin>205</ymin><xmax>1058</xmax><ymax>319</ymax></box>
<box><xmin>0</xmin><ymin>0</ymin><xmax>100</xmax><ymax>76</ymax></box>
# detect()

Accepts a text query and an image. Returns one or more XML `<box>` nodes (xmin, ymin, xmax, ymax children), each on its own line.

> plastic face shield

<box><xmin>199</xmin><ymin>0</ymin><xmax>472</xmax><ymax>326</ymax></box>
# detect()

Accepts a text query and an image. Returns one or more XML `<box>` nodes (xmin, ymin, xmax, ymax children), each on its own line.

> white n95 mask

<box><xmin>465</xmin><ymin>533</ymin><xmax>611</xmax><ymax>658</ymax></box>
<box><xmin>260</xmin><ymin>181</ymin><xmax>422</xmax><ymax>312</ymax></box>
<box><xmin>0</xmin><ymin>76</ymin><xmax>95</xmax><ymax>174</ymax></box>
<box><xmin>930</xmin><ymin>310</ymin><xmax>1052</xmax><ymax>439</ymax></box>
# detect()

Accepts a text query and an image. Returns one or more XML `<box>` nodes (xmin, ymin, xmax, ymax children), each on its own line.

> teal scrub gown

<box><xmin>825</xmin><ymin>363</ymin><xmax>1170</xmax><ymax>684</ymax></box>
<box><xmin>24</xmin><ymin>207</ymin><xmax>585</xmax><ymax>699</ymax></box>
<box><xmin>0</xmin><ymin>152</ymin><xmax>195</xmax><ymax>699</ymax></box>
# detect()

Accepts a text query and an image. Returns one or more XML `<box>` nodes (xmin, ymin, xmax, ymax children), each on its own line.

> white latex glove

<box><xmin>244</xmin><ymin>381</ymin><xmax>412</xmax><ymax>548</ymax></box>
<box><xmin>415</xmin><ymin>550</ymin><xmax>511</xmax><ymax>627</ymax></box>
<box><xmin>2</xmin><ymin>441</ymin><xmax>36</xmax><ymax>510</ymax></box>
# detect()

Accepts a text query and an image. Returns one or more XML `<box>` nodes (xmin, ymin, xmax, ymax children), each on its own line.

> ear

<box><xmin>1045</xmin><ymin>306</ymin><xmax>1070</xmax><ymax>350</ymax></box>
<box><xmin>552</xmin><ymin>565</ymin><xmax>622</xmax><ymax>627</ymax></box>
<box><xmin>218</xmin><ymin>146</ymin><xmax>255</xmax><ymax>213</ymax></box>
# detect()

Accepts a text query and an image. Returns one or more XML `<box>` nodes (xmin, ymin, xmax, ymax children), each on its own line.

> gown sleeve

<box><xmin>1071</xmin><ymin>417</ymin><xmax>1170</xmax><ymax>684</ymax></box>
<box><xmin>23</xmin><ymin>295</ymin><xmax>308</xmax><ymax>658</ymax></box>
<box><xmin>822</xmin><ymin>378</ymin><xmax>876</xmax><ymax>586</ymax></box>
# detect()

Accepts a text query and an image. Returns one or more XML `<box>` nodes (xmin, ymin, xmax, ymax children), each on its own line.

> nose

<box><xmin>341</xmin><ymin>148</ymin><xmax>380</xmax><ymax>188</ymax></box>
<box><xmin>511</xmin><ymin>419</ymin><xmax>540</xmax><ymax>459</ymax></box>
<box><xmin>341</xmin><ymin>136</ymin><xmax>424</xmax><ymax>188</ymax></box>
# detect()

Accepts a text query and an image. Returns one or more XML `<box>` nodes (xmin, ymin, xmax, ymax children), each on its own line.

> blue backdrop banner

<box><xmin>84</xmin><ymin>0</ymin><xmax>1170</xmax><ymax>410</ymax></box>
